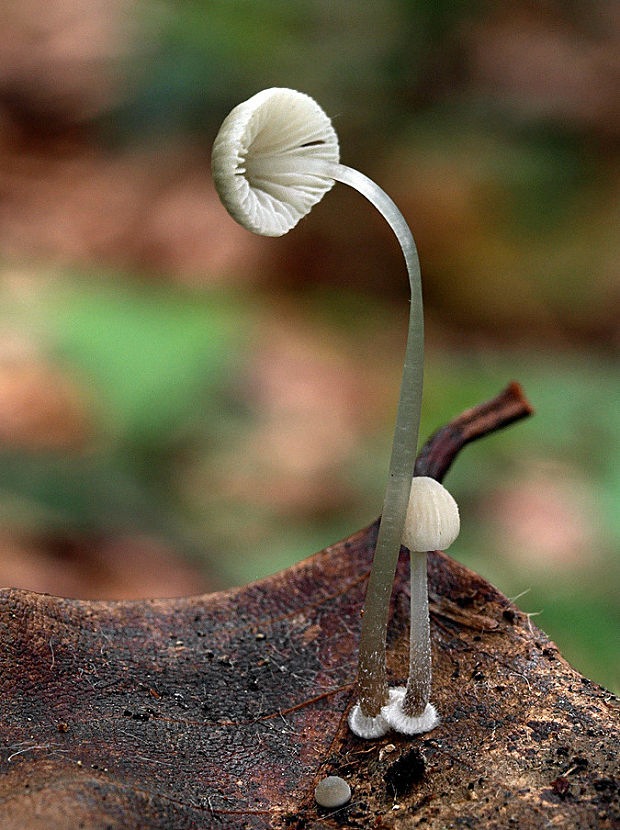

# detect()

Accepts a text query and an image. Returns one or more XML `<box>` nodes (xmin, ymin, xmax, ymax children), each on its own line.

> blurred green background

<box><xmin>0</xmin><ymin>0</ymin><xmax>617</xmax><ymax>693</ymax></box>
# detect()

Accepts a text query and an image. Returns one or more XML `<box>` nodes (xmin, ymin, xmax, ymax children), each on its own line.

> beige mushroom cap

<box><xmin>402</xmin><ymin>476</ymin><xmax>460</xmax><ymax>552</ymax></box>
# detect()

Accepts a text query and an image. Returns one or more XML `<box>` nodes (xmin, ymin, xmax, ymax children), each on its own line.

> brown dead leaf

<box><xmin>0</xmin><ymin>385</ymin><xmax>617</xmax><ymax>829</ymax></box>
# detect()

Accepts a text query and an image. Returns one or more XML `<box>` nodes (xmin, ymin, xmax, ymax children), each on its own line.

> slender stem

<box><xmin>329</xmin><ymin>163</ymin><xmax>424</xmax><ymax>717</ymax></box>
<box><xmin>403</xmin><ymin>551</ymin><xmax>431</xmax><ymax>716</ymax></box>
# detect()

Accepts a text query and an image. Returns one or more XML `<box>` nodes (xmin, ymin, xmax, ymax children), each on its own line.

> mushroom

<box><xmin>381</xmin><ymin>476</ymin><xmax>460</xmax><ymax>735</ymax></box>
<box><xmin>314</xmin><ymin>775</ymin><xmax>352</xmax><ymax>808</ymax></box>
<box><xmin>211</xmin><ymin>88</ymin><xmax>425</xmax><ymax>738</ymax></box>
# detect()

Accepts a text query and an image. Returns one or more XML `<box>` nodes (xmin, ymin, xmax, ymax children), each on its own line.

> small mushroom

<box><xmin>381</xmin><ymin>476</ymin><xmax>460</xmax><ymax>735</ymax></box>
<box><xmin>212</xmin><ymin>88</ymin><xmax>425</xmax><ymax>738</ymax></box>
<box><xmin>314</xmin><ymin>775</ymin><xmax>352</xmax><ymax>808</ymax></box>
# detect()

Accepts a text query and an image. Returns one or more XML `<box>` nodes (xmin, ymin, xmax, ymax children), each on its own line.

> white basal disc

<box><xmin>381</xmin><ymin>687</ymin><xmax>440</xmax><ymax>736</ymax></box>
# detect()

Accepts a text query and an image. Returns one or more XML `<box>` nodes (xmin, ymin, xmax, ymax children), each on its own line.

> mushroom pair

<box><xmin>211</xmin><ymin>88</ymin><xmax>460</xmax><ymax>737</ymax></box>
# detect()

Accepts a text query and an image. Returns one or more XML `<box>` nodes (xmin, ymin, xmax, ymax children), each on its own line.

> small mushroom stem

<box><xmin>403</xmin><ymin>550</ymin><xmax>431</xmax><ymax>716</ymax></box>
<box><xmin>328</xmin><ymin>163</ymin><xmax>424</xmax><ymax>717</ymax></box>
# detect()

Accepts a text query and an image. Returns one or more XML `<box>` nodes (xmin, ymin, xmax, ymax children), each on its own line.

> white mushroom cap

<box><xmin>402</xmin><ymin>476</ymin><xmax>460</xmax><ymax>552</ymax></box>
<box><xmin>211</xmin><ymin>87</ymin><xmax>340</xmax><ymax>237</ymax></box>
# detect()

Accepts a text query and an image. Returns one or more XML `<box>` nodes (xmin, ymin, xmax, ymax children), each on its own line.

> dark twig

<box><xmin>414</xmin><ymin>381</ymin><xmax>534</xmax><ymax>482</ymax></box>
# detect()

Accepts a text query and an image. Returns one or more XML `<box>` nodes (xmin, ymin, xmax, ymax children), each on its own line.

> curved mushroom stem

<box><xmin>403</xmin><ymin>550</ymin><xmax>431</xmax><ymax>716</ymax></box>
<box><xmin>328</xmin><ymin>164</ymin><xmax>425</xmax><ymax>717</ymax></box>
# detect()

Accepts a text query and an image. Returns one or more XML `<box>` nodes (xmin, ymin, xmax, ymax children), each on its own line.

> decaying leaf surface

<box><xmin>1</xmin><ymin>384</ymin><xmax>617</xmax><ymax>829</ymax></box>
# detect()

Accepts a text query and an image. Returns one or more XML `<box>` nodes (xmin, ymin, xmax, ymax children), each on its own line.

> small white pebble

<box><xmin>314</xmin><ymin>775</ymin><xmax>351</xmax><ymax>808</ymax></box>
<box><xmin>379</xmin><ymin>743</ymin><xmax>396</xmax><ymax>761</ymax></box>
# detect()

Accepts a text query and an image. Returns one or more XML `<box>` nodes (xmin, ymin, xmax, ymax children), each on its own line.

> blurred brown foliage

<box><xmin>0</xmin><ymin>0</ymin><xmax>617</xmax><ymax>334</ymax></box>
<box><xmin>0</xmin><ymin>0</ymin><xmax>618</xmax><ymax>615</ymax></box>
